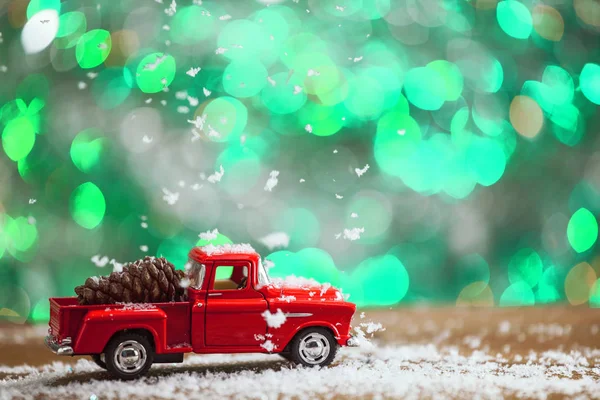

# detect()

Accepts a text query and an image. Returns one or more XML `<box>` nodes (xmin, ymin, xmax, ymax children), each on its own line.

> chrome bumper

<box><xmin>45</xmin><ymin>335</ymin><xmax>74</xmax><ymax>356</ymax></box>
<box><xmin>346</xmin><ymin>336</ymin><xmax>360</xmax><ymax>347</ymax></box>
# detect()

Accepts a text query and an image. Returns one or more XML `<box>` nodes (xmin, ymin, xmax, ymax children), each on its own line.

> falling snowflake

<box><xmin>140</xmin><ymin>245</ymin><xmax>149</xmax><ymax>252</ymax></box>
<box><xmin>191</xmin><ymin>129</ymin><xmax>202</xmax><ymax>142</ymax></box>
<box><xmin>143</xmin><ymin>54</ymin><xmax>167</xmax><ymax>71</ymax></box>
<box><xmin>178</xmin><ymin>180</ymin><xmax>185</xmax><ymax>188</ymax></box>
<box><xmin>175</xmin><ymin>90</ymin><xmax>188</xmax><ymax>100</ymax></box>
<box><xmin>91</xmin><ymin>255</ymin><xmax>110</xmax><ymax>267</ymax></box>
<box><xmin>186</xmin><ymin>67</ymin><xmax>201</xmax><ymax>77</ymax></box>
<box><xmin>164</xmin><ymin>0</ymin><xmax>177</xmax><ymax>16</ymax></box>
<box><xmin>351</xmin><ymin>212</ymin><xmax>358</xmax><ymax>218</ymax></box>
<box><xmin>206</xmin><ymin>125</ymin><xmax>221</xmax><ymax>139</ymax></box>
<box><xmin>267</xmin><ymin>76</ymin><xmax>276</xmax><ymax>86</ymax></box>
<box><xmin>145</xmin><ymin>98</ymin><xmax>152</xmax><ymax>104</ymax></box>
<box><xmin>398</xmin><ymin>129</ymin><xmax>406</xmax><ymax>136</ymax></box>
<box><xmin>207</xmin><ymin>165</ymin><xmax>225</xmax><ymax>183</ymax></box>
<box><xmin>177</xmin><ymin>106</ymin><xmax>190</xmax><ymax>114</ymax></box>
<box><xmin>335</xmin><ymin>193</ymin><xmax>343</xmax><ymax>199</ymax></box>
<box><xmin>353</xmin><ymin>56</ymin><xmax>363</xmax><ymax>62</ymax></box>
<box><xmin>299</xmin><ymin>178</ymin><xmax>305</xmax><ymax>183</ymax></box>
<box><xmin>355</xmin><ymin>164</ymin><xmax>370</xmax><ymax>177</ymax></box>
<box><xmin>333</xmin><ymin>149</ymin><xmax>338</xmax><ymax>153</ymax></box>
<box><xmin>162</xmin><ymin>188</ymin><xmax>180</xmax><ymax>205</ymax></box>
<box><xmin>342</xmin><ymin>227</ymin><xmax>364</xmax><ymax>241</ymax></box>
<box><xmin>160</xmin><ymin>100</ymin><xmax>167</xmax><ymax>106</ymax></box>
<box><xmin>142</xmin><ymin>135</ymin><xmax>153</xmax><ymax>143</ymax></box>
<box><xmin>0</xmin><ymin>65</ymin><xmax>7</xmax><ymax>73</ymax></box>
<box><xmin>259</xmin><ymin>232</ymin><xmax>290</xmax><ymax>250</ymax></box>
<box><xmin>264</xmin><ymin>170</ymin><xmax>279</xmax><ymax>192</ymax></box>
<box><xmin>215</xmin><ymin>47</ymin><xmax>228</xmax><ymax>55</ymax></box>
<box><xmin>203</xmin><ymin>87</ymin><xmax>212</xmax><ymax>97</ymax></box>
<box><xmin>86</xmin><ymin>72</ymin><xmax>98</xmax><ymax>79</ymax></box>
<box><xmin>77</xmin><ymin>81</ymin><xmax>87</xmax><ymax>90</ymax></box>
<box><xmin>293</xmin><ymin>85</ymin><xmax>303</xmax><ymax>95</ymax></box>
<box><xmin>188</xmin><ymin>114</ymin><xmax>207</xmax><ymax>130</ymax></box>
<box><xmin>305</xmin><ymin>124</ymin><xmax>313</xmax><ymax>133</ymax></box>
<box><xmin>219</xmin><ymin>14</ymin><xmax>232</xmax><ymax>20</ymax></box>
<box><xmin>187</xmin><ymin>96</ymin><xmax>199</xmax><ymax>106</ymax></box>
<box><xmin>162</xmin><ymin>24</ymin><xmax>170</xmax><ymax>31</ymax></box>
<box><xmin>260</xmin><ymin>340</ymin><xmax>276</xmax><ymax>352</ymax></box>
<box><xmin>141</xmin><ymin>222</ymin><xmax>148</xmax><ymax>229</ymax></box>
<box><xmin>28</xmin><ymin>198</ymin><xmax>36</xmax><ymax>204</ymax></box>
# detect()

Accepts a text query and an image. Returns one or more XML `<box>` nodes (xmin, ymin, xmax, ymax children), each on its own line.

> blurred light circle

<box><xmin>272</xmin><ymin>208</ymin><xmax>320</xmax><ymax>249</ymax></box>
<box><xmin>120</xmin><ymin>107</ymin><xmax>162</xmax><ymax>153</ymax></box>
<box><xmin>344</xmin><ymin>74</ymin><xmax>384</xmax><ymax>119</ymax></box>
<box><xmin>251</xmin><ymin>7</ymin><xmax>290</xmax><ymax>46</ymax></box>
<box><xmin>70</xmin><ymin>128</ymin><xmax>105</xmax><ymax>174</ymax></box>
<box><xmin>456</xmin><ymin>281</ymin><xmax>494</xmax><ymax>307</ymax></box>
<box><xmin>199</xmin><ymin>97</ymin><xmax>248</xmax><ymax>142</ymax></box>
<box><xmin>261</xmin><ymin>72</ymin><xmax>307</xmax><ymax>114</ymax></box>
<box><xmin>75</xmin><ymin>29</ymin><xmax>111</xmax><ymax>69</ymax></box>
<box><xmin>170</xmin><ymin>5</ymin><xmax>216</xmax><ymax>44</ymax></box>
<box><xmin>345</xmin><ymin>191</ymin><xmax>392</xmax><ymax>241</ymax></box>
<box><xmin>356</xmin><ymin>0</ymin><xmax>391</xmax><ymax>20</ymax></box>
<box><xmin>69</xmin><ymin>182</ymin><xmax>106</xmax><ymax>229</ymax></box>
<box><xmin>388</xmin><ymin>22</ymin><xmax>429</xmax><ymax>46</ymax></box>
<box><xmin>567</xmin><ymin>208</ymin><xmax>598</xmax><ymax>253</ymax></box>
<box><xmin>542</xmin><ymin>65</ymin><xmax>573</xmax><ymax>105</ymax></box>
<box><xmin>565</xmin><ymin>262</ymin><xmax>596</xmax><ymax>305</ymax></box>
<box><xmin>298</xmin><ymin>102</ymin><xmax>344</xmax><ymax>137</ymax></box>
<box><xmin>542</xmin><ymin>213</ymin><xmax>570</xmax><ymax>256</ymax></box>
<box><xmin>282</xmin><ymin>248</ymin><xmax>342</xmax><ymax>286</ymax></box>
<box><xmin>405</xmin><ymin>0</ymin><xmax>447</xmax><ymax>27</ymax></box>
<box><xmin>135</xmin><ymin>52</ymin><xmax>176</xmax><ymax>93</ymax></box>
<box><xmin>574</xmin><ymin>0</ymin><xmax>600</xmax><ymax>30</ymax></box>
<box><xmin>105</xmin><ymin>30</ymin><xmax>140</xmax><ymax>67</ymax></box>
<box><xmin>465</xmin><ymin>136</ymin><xmax>506</xmax><ymax>186</ymax></box>
<box><xmin>455</xmin><ymin>254</ymin><xmax>491</xmax><ymax>286</ymax></box>
<box><xmin>316</xmin><ymin>68</ymin><xmax>351</xmax><ymax>106</ymax></box>
<box><xmin>509</xmin><ymin>95</ymin><xmax>543</xmax><ymax>138</ymax></box>
<box><xmin>21</xmin><ymin>9</ymin><xmax>59</xmax><ymax>54</ymax></box>
<box><xmin>472</xmin><ymin>92</ymin><xmax>509</xmax><ymax>136</ymax></box>
<box><xmin>499</xmin><ymin>281</ymin><xmax>535</xmax><ymax>306</ymax></box>
<box><xmin>4</xmin><ymin>216</ymin><xmax>38</xmax><ymax>254</ymax></box>
<box><xmin>375</xmin><ymin>112</ymin><xmax>421</xmax><ymax>177</ymax></box>
<box><xmin>508</xmin><ymin>248</ymin><xmax>543</xmax><ymax>288</ymax></box>
<box><xmin>92</xmin><ymin>67</ymin><xmax>134</xmax><ymax>109</ymax></box>
<box><xmin>580</xmin><ymin>63</ymin><xmax>600</xmax><ymax>105</ymax></box>
<box><xmin>448</xmin><ymin>39</ymin><xmax>504</xmax><ymax>93</ymax></box>
<box><xmin>2</xmin><ymin>117</ymin><xmax>36</xmax><ymax>162</ymax></box>
<box><xmin>551</xmin><ymin>104</ymin><xmax>584</xmax><ymax>147</ymax></box>
<box><xmin>216</xmin><ymin>146</ymin><xmax>262</xmax><ymax>196</ymax></box>
<box><xmin>50</xmin><ymin>45</ymin><xmax>78</xmax><ymax>71</ymax></box>
<box><xmin>496</xmin><ymin>0</ymin><xmax>532</xmax><ymax>39</ymax></box>
<box><xmin>532</xmin><ymin>5</ymin><xmax>564</xmax><ymax>42</ymax></box>
<box><xmin>26</xmin><ymin>0</ymin><xmax>61</xmax><ymax>19</ymax></box>
<box><xmin>54</xmin><ymin>11</ymin><xmax>86</xmax><ymax>49</ymax></box>
<box><xmin>281</xmin><ymin>33</ymin><xmax>327</xmax><ymax>69</ymax></box>
<box><xmin>359</xmin><ymin>66</ymin><xmax>403</xmax><ymax>110</ymax></box>
<box><xmin>0</xmin><ymin>286</ymin><xmax>31</xmax><ymax>324</ymax></box>
<box><xmin>427</xmin><ymin>60</ymin><xmax>464</xmax><ymax>102</ymax></box>
<box><xmin>404</xmin><ymin>67</ymin><xmax>445</xmax><ymax>111</ymax></box>
<box><xmin>223</xmin><ymin>59</ymin><xmax>268</xmax><ymax>98</ymax></box>
<box><xmin>350</xmin><ymin>254</ymin><xmax>409</xmax><ymax>307</ymax></box>
<box><xmin>217</xmin><ymin>19</ymin><xmax>273</xmax><ymax>63</ymax></box>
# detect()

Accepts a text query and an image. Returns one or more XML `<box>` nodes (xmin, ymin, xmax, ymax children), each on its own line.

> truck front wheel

<box><xmin>91</xmin><ymin>354</ymin><xmax>107</xmax><ymax>370</ymax></box>
<box><xmin>288</xmin><ymin>327</ymin><xmax>338</xmax><ymax>368</ymax></box>
<box><xmin>105</xmin><ymin>333</ymin><xmax>154</xmax><ymax>380</ymax></box>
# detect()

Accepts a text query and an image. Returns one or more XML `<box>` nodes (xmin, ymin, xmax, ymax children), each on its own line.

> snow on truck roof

<box><xmin>189</xmin><ymin>243</ymin><xmax>259</xmax><ymax>260</ymax></box>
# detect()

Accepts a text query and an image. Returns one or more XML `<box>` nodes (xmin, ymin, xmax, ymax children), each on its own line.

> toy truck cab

<box><xmin>46</xmin><ymin>244</ymin><xmax>357</xmax><ymax>379</ymax></box>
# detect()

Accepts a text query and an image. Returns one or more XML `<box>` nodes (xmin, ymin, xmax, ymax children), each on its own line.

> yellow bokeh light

<box><xmin>574</xmin><ymin>0</ymin><xmax>600</xmax><ymax>29</ymax></box>
<box><xmin>565</xmin><ymin>262</ymin><xmax>596</xmax><ymax>305</ymax></box>
<box><xmin>533</xmin><ymin>5</ymin><xmax>564</xmax><ymax>42</ymax></box>
<box><xmin>510</xmin><ymin>95</ymin><xmax>544</xmax><ymax>138</ymax></box>
<box><xmin>456</xmin><ymin>281</ymin><xmax>494</xmax><ymax>307</ymax></box>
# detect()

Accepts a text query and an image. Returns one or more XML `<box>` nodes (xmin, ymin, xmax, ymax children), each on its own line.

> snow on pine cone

<box><xmin>74</xmin><ymin>256</ymin><xmax>187</xmax><ymax>305</ymax></box>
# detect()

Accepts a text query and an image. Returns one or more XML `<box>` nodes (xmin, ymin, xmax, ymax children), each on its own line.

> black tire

<box><xmin>91</xmin><ymin>354</ymin><xmax>107</xmax><ymax>370</ymax></box>
<box><xmin>288</xmin><ymin>327</ymin><xmax>338</xmax><ymax>368</ymax></box>
<box><xmin>278</xmin><ymin>352</ymin><xmax>293</xmax><ymax>362</ymax></box>
<box><xmin>105</xmin><ymin>333</ymin><xmax>154</xmax><ymax>380</ymax></box>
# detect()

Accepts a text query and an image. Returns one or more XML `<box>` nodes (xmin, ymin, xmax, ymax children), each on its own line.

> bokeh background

<box><xmin>0</xmin><ymin>0</ymin><xmax>599</xmax><ymax>324</ymax></box>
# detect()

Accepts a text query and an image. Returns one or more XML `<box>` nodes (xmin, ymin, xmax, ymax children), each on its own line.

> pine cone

<box><xmin>74</xmin><ymin>256</ymin><xmax>187</xmax><ymax>305</ymax></box>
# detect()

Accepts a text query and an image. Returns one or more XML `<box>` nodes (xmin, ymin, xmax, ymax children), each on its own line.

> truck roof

<box><xmin>188</xmin><ymin>244</ymin><xmax>260</xmax><ymax>263</ymax></box>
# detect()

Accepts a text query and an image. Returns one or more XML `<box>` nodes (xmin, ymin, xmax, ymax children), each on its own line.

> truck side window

<box><xmin>213</xmin><ymin>265</ymin><xmax>247</xmax><ymax>290</ymax></box>
<box><xmin>189</xmin><ymin>261</ymin><xmax>206</xmax><ymax>289</ymax></box>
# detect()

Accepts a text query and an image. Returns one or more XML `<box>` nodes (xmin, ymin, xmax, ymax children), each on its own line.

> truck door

<box><xmin>205</xmin><ymin>261</ymin><xmax>268</xmax><ymax>347</ymax></box>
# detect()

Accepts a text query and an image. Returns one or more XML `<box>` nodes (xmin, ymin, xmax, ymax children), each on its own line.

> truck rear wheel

<box><xmin>288</xmin><ymin>327</ymin><xmax>338</xmax><ymax>368</ymax></box>
<box><xmin>105</xmin><ymin>333</ymin><xmax>154</xmax><ymax>380</ymax></box>
<box><xmin>91</xmin><ymin>354</ymin><xmax>107</xmax><ymax>370</ymax></box>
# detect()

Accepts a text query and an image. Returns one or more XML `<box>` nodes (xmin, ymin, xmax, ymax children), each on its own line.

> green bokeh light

<box><xmin>567</xmin><ymin>208</ymin><xmax>598</xmax><ymax>253</ymax></box>
<box><xmin>27</xmin><ymin>0</ymin><xmax>61</xmax><ymax>19</ymax></box>
<box><xmin>500</xmin><ymin>281</ymin><xmax>535</xmax><ymax>306</ymax></box>
<box><xmin>580</xmin><ymin>63</ymin><xmax>600</xmax><ymax>105</ymax></box>
<box><xmin>75</xmin><ymin>29</ymin><xmax>112</xmax><ymax>69</ymax></box>
<box><xmin>404</xmin><ymin>67</ymin><xmax>446</xmax><ymax>111</ymax></box>
<box><xmin>70</xmin><ymin>128</ymin><xmax>105</xmax><ymax>173</ymax></box>
<box><xmin>267</xmin><ymin>248</ymin><xmax>340</xmax><ymax>286</ymax></box>
<box><xmin>508</xmin><ymin>248</ymin><xmax>543</xmax><ymax>288</ymax></box>
<box><xmin>69</xmin><ymin>182</ymin><xmax>106</xmax><ymax>229</ymax></box>
<box><xmin>136</xmin><ymin>53</ymin><xmax>176</xmax><ymax>93</ymax></box>
<box><xmin>55</xmin><ymin>11</ymin><xmax>86</xmax><ymax>49</ymax></box>
<box><xmin>497</xmin><ymin>0</ymin><xmax>533</xmax><ymax>39</ymax></box>
<box><xmin>261</xmin><ymin>72</ymin><xmax>307</xmax><ymax>114</ymax></box>
<box><xmin>92</xmin><ymin>67</ymin><xmax>133</xmax><ymax>109</ymax></box>
<box><xmin>375</xmin><ymin>112</ymin><xmax>421</xmax><ymax>176</ymax></box>
<box><xmin>223</xmin><ymin>59</ymin><xmax>268</xmax><ymax>98</ymax></box>
<box><xmin>170</xmin><ymin>5</ymin><xmax>216</xmax><ymax>44</ymax></box>
<box><xmin>427</xmin><ymin>60</ymin><xmax>464</xmax><ymax>102</ymax></box>
<box><xmin>202</xmin><ymin>97</ymin><xmax>248</xmax><ymax>142</ymax></box>
<box><xmin>2</xmin><ymin>117</ymin><xmax>36</xmax><ymax>162</ymax></box>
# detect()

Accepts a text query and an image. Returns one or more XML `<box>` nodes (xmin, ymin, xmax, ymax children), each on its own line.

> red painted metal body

<box><xmin>47</xmin><ymin>247</ymin><xmax>356</xmax><ymax>357</ymax></box>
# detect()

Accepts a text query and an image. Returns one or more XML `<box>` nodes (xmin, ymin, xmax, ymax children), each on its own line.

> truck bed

<box><xmin>49</xmin><ymin>297</ymin><xmax>190</xmax><ymax>353</ymax></box>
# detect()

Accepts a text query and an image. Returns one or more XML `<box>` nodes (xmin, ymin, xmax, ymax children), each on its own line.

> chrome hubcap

<box><xmin>114</xmin><ymin>340</ymin><xmax>146</xmax><ymax>373</ymax></box>
<box><xmin>298</xmin><ymin>332</ymin><xmax>330</xmax><ymax>365</ymax></box>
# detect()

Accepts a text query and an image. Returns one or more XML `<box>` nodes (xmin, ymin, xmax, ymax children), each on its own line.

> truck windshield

<box><xmin>257</xmin><ymin>258</ymin><xmax>270</xmax><ymax>287</ymax></box>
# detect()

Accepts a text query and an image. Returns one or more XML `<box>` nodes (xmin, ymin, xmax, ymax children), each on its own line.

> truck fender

<box><xmin>74</xmin><ymin>308</ymin><xmax>167</xmax><ymax>354</ymax></box>
<box><xmin>280</xmin><ymin>320</ymin><xmax>341</xmax><ymax>351</ymax></box>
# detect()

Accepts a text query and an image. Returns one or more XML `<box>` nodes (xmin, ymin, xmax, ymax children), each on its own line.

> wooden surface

<box><xmin>1</xmin><ymin>306</ymin><xmax>600</xmax><ymax>399</ymax></box>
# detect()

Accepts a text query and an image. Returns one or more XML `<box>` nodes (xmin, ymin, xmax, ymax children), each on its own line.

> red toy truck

<box><xmin>45</xmin><ymin>245</ymin><xmax>357</xmax><ymax>379</ymax></box>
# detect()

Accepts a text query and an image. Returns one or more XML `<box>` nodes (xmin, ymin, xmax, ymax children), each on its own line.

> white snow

<box><xmin>258</xmin><ymin>232</ymin><xmax>290</xmax><ymax>250</ymax></box>
<box><xmin>355</xmin><ymin>164</ymin><xmax>370</xmax><ymax>177</ymax></box>
<box><xmin>3</xmin><ymin>345</ymin><xmax>600</xmax><ymax>399</ymax></box>
<box><xmin>264</xmin><ymin>170</ymin><xmax>279</xmax><ymax>192</ymax></box>
<box><xmin>186</xmin><ymin>67</ymin><xmax>201</xmax><ymax>77</ymax></box>
<box><xmin>278</xmin><ymin>295</ymin><xmax>296</xmax><ymax>303</ymax></box>
<box><xmin>261</xmin><ymin>309</ymin><xmax>286</xmax><ymax>328</ymax></box>
<box><xmin>203</xmin><ymin>87</ymin><xmax>212</xmax><ymax>97</ymax></box>
<box><xmin>21</xmin><ymin>10</ymin><xmax>59</xmax><ymax>54</ymax></box>
<box><xmin>140</xmin><ymin>245</ymin><xmax>148</xmax><ymax>252</ymax></box>
<box><xmin>207</xmin><ymin>165</ymin><xmax>224</xmax><ymax>183</ymax></box>
<box><xmin>28</xmin><ymin>198</ymin><xmax>36</xmax><ymax>204</ymax></box>
<box><xmin>162</xmin><ymin>188</ymin><xmax>179</xmax><ymax>205</ymax></box>
<box><xmin>200</xmin><ymin>243</ymin><xmax>256</xmax><ymax>256</ymax></box>
<box><xmin>304</xmin><ymin>124</ymin><xmax>313</xmax><ymax>133</ymax></box>
<box><xmin>199</xmin><ymin>229</ymin><xmax>219</xmax><ymax>241</ymax></box>
<box><xmin>90</xmin><ymin>255</ymin><xmax>109</xmax><ymax>267</ymax></box>
<box><xmin>342</xmin><ymin>227</ymin><xmax>364</xmax><ymax>241</ymax></box>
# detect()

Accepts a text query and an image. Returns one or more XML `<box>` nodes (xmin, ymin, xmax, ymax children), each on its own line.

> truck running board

<box><xmin>154</xmin><ymin>353</ymin><xmax>184</xmax><ymax>364</ymax></box>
